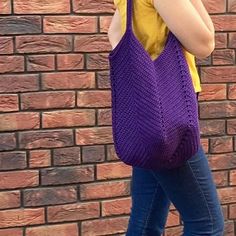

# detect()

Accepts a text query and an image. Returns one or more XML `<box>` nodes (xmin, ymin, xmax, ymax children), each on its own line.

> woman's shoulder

<box><xmin>114</xmin><ymin>0</ymin><xmax>153</xmax><ymax>7</ymax></box>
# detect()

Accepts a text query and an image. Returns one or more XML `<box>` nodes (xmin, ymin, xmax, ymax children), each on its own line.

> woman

<box><xmin>107</xmin><ymin>0</ymin><xmax>224</xmax><ymax>235</ymax></box>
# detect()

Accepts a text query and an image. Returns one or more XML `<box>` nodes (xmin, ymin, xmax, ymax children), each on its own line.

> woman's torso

<box><xmin>114</xmin><ymin>0</ymin><xmax>202</xmax><ymax>93</ymax></box>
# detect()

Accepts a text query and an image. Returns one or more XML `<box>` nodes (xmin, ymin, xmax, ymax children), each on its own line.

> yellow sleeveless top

<box><xmin>113</xmin><ymin>0</ymin><xmax>202</xmax><ymax>93</ymax></box>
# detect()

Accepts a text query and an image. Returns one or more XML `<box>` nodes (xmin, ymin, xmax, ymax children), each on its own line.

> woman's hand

<box><xmin>153</xmin><ymin>0</ymin><xmax>215</xmax><ymax>59</ymax></box>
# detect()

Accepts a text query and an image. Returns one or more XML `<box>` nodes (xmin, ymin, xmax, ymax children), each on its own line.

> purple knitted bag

<box><xmin>108</xmin><ymin>0</ymin><xmax>201</xmax><ymax>170</ymax></box>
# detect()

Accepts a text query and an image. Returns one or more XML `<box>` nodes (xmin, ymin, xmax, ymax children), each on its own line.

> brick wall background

<box><xmin>0</xmin><ymin>0</ymin><xmax>235</xmax><ymax>235</ymax></box>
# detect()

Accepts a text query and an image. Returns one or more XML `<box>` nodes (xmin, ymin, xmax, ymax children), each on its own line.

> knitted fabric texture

<box><xmin>108</xmin><ymin>0</ymin><xmax>201</xmax><ymax>170</ymax></box>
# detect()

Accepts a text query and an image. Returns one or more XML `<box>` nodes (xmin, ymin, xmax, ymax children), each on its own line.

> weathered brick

<box><xmin>199</xmin><ymin>119</ymin><xmax>225</xmax><ymax>136</ymax></box>
<box><xmin>82</xmin><ymin>145</ymin><xmax>105</xmax><ymax>163</ymax></box>
<box><xmin>164</xmin><ymin>226</ymin><xmax>183</xmax><ymax>236</ymax></box>
<box><xmin>76</xmin><ymin>127</ymin><xmax>113</xmax><ymax>145</ymax></box>
<box><xmin>77</xmin><ymin>90</ymin><xmax>111</xmax><ymax>107</ymax></box>
<box><xmin>80</xmin><ymin>180</ymin><xmax>130</xmax><ymax>200</ymax></box>
<box><xmin>0</xmin><ymin>0</ymin><xmax>11</xmax><ymax>14</ymax></box>
<box><xmin>53</xmin><ymin>146</ymin><xmax>81</xmax><ymax>166</ymax></box>
<box><xmin>42</xmin><ymin>72</ymin><xmax>95</xmax><ymax>90</ymax></box>
<box><xmin>210</xmin><ymin>136</ymin><xmax>233</xmax><ymax>153</ymax></box>
<box><xmin>23</xmin><ymin>186</ymin><xmax>77</xmax><ymax>206</ymax></box>
<box><xmin>0</xmin><ymin>151</ymin><xmax>26</xmax><ymax>170</ymax></box>
<box><xmin>25</xmin><ymin>223</ymin><xmax>78</xmax><ymax>236</ymax></box>
<box><xmin>107</xmin><ymin>144</ymin><xmax>119</xmax><ymax>161</ymax></box>
<box><xmin>0</xmin><ymin>55</ymin><xmax>24</xmax><ymax>73</ymax></box>
<box><xmin>16</xmin><ymin>35</ymin><xmax>72</xmax><ymax>53</ymax></box>
<box><xmin>201</xmin><ymin>66</ymin><xmax>236</xmax><ymax>83</ymax></box>
<box><xmin>218</xmin><ymin>187</ymin><xmax>236</xmax><ymax>204</ymax></box>
<box><xmin>47</xmin><ymin>202</ymin><xmax>99</xmax><ymax>222</ymax></box>
<box><xmin>228</xmin><ymin>0</ymin><xmax>236</xmax><ymax>12</ymax></box>
<box><xmin>199</xmin><ymin>101</ymin><xmax>236</xmax><ymax>118</ymax></box>
<box><xmin>0</xmin><ymin>37</ymin><xmax>13</xmax><ymax>54</ymax></box>
<box><xmin>0</xmin><ymin>228</ymin><xmax>23</xmax><ymax>236</ymax></box>
<box><xmin>14</xmin><ymin>0</ymin><xmax>70</xmax><ymax>14</ymax></box>
<box><xmin>74</xmin><ymin>35</ymin><xmax>111</xmax><ymax>52</ymax></box>
<box><xmin>44</xmin><ymin>16</ymin><xmax>97</xmax><ymax>33</ymax></box>
<box><xmin>97</xmin><ymin>108</ymin><xmax>111</xmax><ymax>125</ymax></box>
<box><xmin>0</xmin><ymin>16</ymin><xmax>41</xmax><ymax>35</ymax></box>
<box><xmin>102</xmin><ymin>197</ymin><xmax>131</xmax><ymax>216</ymax></box>
<box><xmin>0</xmin><ymin>170</ymin><xmax>39</xmax><ymax>190</ymax></box>
<box><xmin>97</xmin><ymin>71</ymin><xmax>110</xmax><ymax>88</ymax></box>
<box><xmin>0</xmin><ymin>94</ymin><xmax>18</xmax><ymax>112</ymax></box>
<box><xmin>0</xmin><ymin>74</ymin><xmax>39</xmax><ymax>93</ymax></box>
<box><xmin>96</xmin><ymin>162</ymin><xmax>131</xmax><ymax>180</ymax></box>
<box><xmin>0</xmin><ymin>133</ymin><xmax>16</xmax><ymax>151</ymax></box>
<box><xmin>41</xmin><ymin>165</ymin><xmax>94</xmax><ymax>185</ymax></box>
<box><xmin>202</xmin><ymin>0</ymin><xmax>226</xmax><ymax>13</ymax></box>
<box><xmin>19</xmin><ymin>130</ymin><xmax>74</xmax><ymax>149</ymax></box>
<box><xmin>42</xmin><ymin>109</ymin><xmax>95</xmax><ymax>128</ymax></box>
<box><xmin>81</xmin><ymin>217</ymin><xmax>128</xmax><ymax>236</ymax></box>
<box><xmin>211</xmin><ymin>15</ymin><xmax>236</xmax><ymax>31</ymax></box>
<box><xmin>212</xmin><ymin>171</ymin><xmax>228</xmax><ymax>187</ymax></box>
<box><xmin>215</xmin><ymin>33</ymin><xmax>227</xmax><ymax>49</ymax></box>
<box><xmin>21</xmin><ymin>91</ymin><xmax>75</xmax><ymax>110</ymax></box>
<box><xmin>212</xmin><ymin>49</ymin><xmax>235</xmax><ymax>65</ymax></box>
<box><xmin>86</xmin><ymin>53</ymin><xmax>109</xmax><ymax>69</ymax></box>
<box><xmin>227</xmin><ymin>119</ymin><xmax>236</xmax><ymax>134</ymax></box>
<box><xmin>0</xmin><ymin>191</ymin><xmax>20</xmax><ymax>210</ymax></box>
<box><xmin>228</xmin><ymin>84</ymin><xmax>236</xmax><ymax>99</ymax></box>
<box><xmin>27</xmin><ymin>55</ymin><xmax>55</xmax><ymax>72</ymax></box>
<box><xmin>0</xmin><ymin>112</ymin><xmax>39</xmax><ymax>131</ymax></box>
<box><xmin>29</xmin><ymin>150</ymin><xmax>51</xmax><ymax>168</ymax></box>
<box><xmin>73</xmin><ymin>0</ymin><xmax>115</xmax><ymax>13</ymax></box>
<box><xmin>229</xmin><ymin>203</ymin><xmax>236</xmax><ymax>219</ymax></box>
<box><xmin>0</xmin><ymin>208</ymin><xmax>44</xmax><ymax>228</ymax></box>
<box><xmin>166</xmin><ymin>210</ymin><xmax>180</xmax><ymax>227</ymax></box>
<box><xmin>99</xmin><ymin>16</ymin><xmax>112</xmax><ymax>33</ymax></box>
<box><xmin>57</xmin><ymin>53</ymin><xmax>84</xmax><ymax>70</ymax></box>
<box><xmin>229</xmin><ymin>170</ymin><xmax>236</xmax><ymax>185</ymax></box>
<box><xmin>208</xmin><ymin>153</ymin><xmax>236</xmax><ymax>170</ymax></box>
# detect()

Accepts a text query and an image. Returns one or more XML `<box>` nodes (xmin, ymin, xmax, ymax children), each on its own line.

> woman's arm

<box><xmin>108</xmin><ymin>9</ymin><xmax>122</xmax><ymax>50</ymax></box>
<box><xmin>153</xmin><ymin>0</ymin><xmax>215</xmax><ymax>59</ymax></box>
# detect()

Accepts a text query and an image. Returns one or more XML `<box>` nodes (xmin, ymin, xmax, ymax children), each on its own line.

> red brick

<box><xmin>97</xmin><ymin>70</ymin><xmax>111</xmax><ymax>88</ymax></box>
<box><xmin>0</xmin><ymin>37</ymin><xmax>13</xmax><ymax>54</ymax></box>
<box><xmin>215</xmin><ymin>33</ymin><xmax>227</xmax><ymax>49</ymax></box>
<box><xmin>76</xmin><ymin>127</ymin><xmax>113</xmax><ymax>145</ymax></box>
<box><xmin>0</xmin><ymin>133</ymin><xmax>16</xmax><ymax>151</ymax></box>
<box><xmin>42</xmin><ymin>109</ymin><xmax>95</xmax><ymax>128</ymax></box>
<box><xmin>165</xmin><ymin>226</ymin><xmax>183</xmax><ymax>236</ymax></box>
<box><xmin>100</xmin><ymin>16</ymin><xmax>112</xmax><ymax>33</ymax></box>
<box><xmin>0</xmin><ymin>191</ymin><xmax>20</xmax><ymax>210</ymax></box>
<box><xmin>42</xmin><ymin>72</ymin><xmax>95</xmax><ymax>90</ymax></box>
<box><xmin>0</xmin><ymin>55</ymin><xmax>24</xmax><ymax>73</ymax></box>
<box><xmin>229</xmin><ymin>170</ymin><xmax>236</xmax><ymax>185</ymax></box>
<box><xmin>0</xmin><ymin>74</ymin><xmax>39</xmax><ymax>93</ymax></box>
<box><xmin>16</xmin><ymin>35</ymin><xmax>72</xmax><ymax>53</ymax></box>
<box><xmin>229</xmin><ymin>203</ymin><xmax>236</xmax><ymax>219</ymax></box>
<box><xmin>229</xmin><ymin>32</ymin><xmax>236</xmax><ymax>48</ymax></box>
<box><xmin>73</xmin><ymin>0</ymin><xmax>115</xmax><ymax>13</ymax></box>
<box><xmin>223</xmin><ymin>221</ymin><xmax>235</xmax><ymax>236</ymax></box>
<box><xmin>97</xmin><ymin>108</ymin><xmax>111</xmax><ymax>125</ymax></box>
<box><xmin>202</xmin><ymin>0</ymin><xmax>226</xmax><ymax>13</ymax></box>
<box><xmin>0</xmin><ymin>0</ymin><xmax>11</xmax><ymax>14</ymax></box>
<box><xmin>199</xmin><ymin>119</ymin><xmax>225</xmax><ymax>136</ymax></box>
<box><xmin>227</xmin><ymin>119</ymin><xmax>236</xmax><ymax>134</ymax></box>
<box><xmin>102</xmin><ymin>197</ymin><xmax>131</xmax><ymax>216</ymax></box>
<box><xmin>0</xmin><ymin>151</ymin><xmax>26</xmax><ymax>170</ymax></box>
<box><xmin>44</xmin><ymin>16</ymin><xmax>97</xmax><ymax>33</ymax></box>
<box><xmin>228</xmin><ymin>0</ymin><xmax>236</xmax><ymax>12</ymax></box>
<box><xmin>14</xmin><ymin>0</ymin><xmax>70</xmax><ymax>14</ymax></box>
<box><xmin>0</xmin><ymin>94</ymin><xmax>18</xmax><ymax>112</ymax></box>
<box><xmin>228</xmin><ymin>84</ymin><xmax>236</xmax><ymax>99</ymax></box>
<box><xmin>57</xmin><ymin>54</ymin><xmax>84</xmax><ymax>70</ymax></box>
<box><xmin>97</xmin><ymin>162</ymin><xmax>132</xmax><ymax>180</ymax></box>
<box><xmin>23</xmin><ymin>186</ymin><xmax>77</xmax><ymax>207</ymax></box>
<box><xmin>201</xmin><ymin>66</ymin><xmax>236</xmax><ymax>83</ymax></box>
<box><xmin>211</xmin><ymin>15</ymin><xmax>236</xmax><ymax>31</ymax></box>
<box><xmin>208</xmin><ymin>153</ymin><xmax>236</xmax><ymax>170</ymax></box>
<box><xmin>107</xmin><ymin>144</ymin><xmax>119</xmax><ymax>161</ymax></box>
<box><xmin>0</xmin><ymin>16</ymin><xmax>41</xmax><ymax>35</ymax></box>
<box><xmin>41</xmin><ymin>165</ymin><xmax>94</xmax><ymax>185</ymax></box>
<box><xmin>19</xmin><ymin>130</ymin><xmax>74</xmax><ymax>149</ymax></box>
<box><xmin>210</xmin><ymin>136</ymin><xmax>233</xmax><ymax>153</ymax></box>
<box><xmin>0</xmin><ymin>112</ymin><xmax>39</xmax><ymax>131</ymax></box>
<box><xmin>80</xmin><ymin>180</ymin><xmax>130</xmax><ymax>200</ymax></box>
<box><xmin>82</xmin><ymin>145</ymin><xmax>105</xmax><ymax>163</ymax></box>
<box><xmin>218</xmin><ymin>187</ymin><xmax>236</xmax><ymax>204</ymax></box>
<box><xmin>0</xmin><ymin>228</ymin><xmax>23</xmax><ymax>236</ymax></box>
<box><xmin>26</xmin><ymin>223</ymin><xmax>78</xmax><ymax>236</ymax></box>
<box><xmin>212</xmin><ymin>171</ymin><xmax>228</xmax><ymax>187</ymax></box>
<box><xmin>74</xmin><ymin>35</ymin><xmax>111</xmax><ymax>52</ymax></box>
<box><xmin>77</xmin><ymin>90</ymin><xmax>111</xmax><ymax>107</ymax></box>
<box><xmin>81</xmin><ymin>217</ymin><xmax>128</xmax><ymax>235</ymax></box>
<box><xmin>0</xmin><ymin>208</ymin><xmax>44</xmax><ymax>228</ymax></box>
<box><xmin>212</xmin><ymin>49</ymin><xmax>235</xmax><ymax>65</ymax></box>
<box><xmin>27</xmin><ymin>55</ymin><xmax>55</xmax><ymax>72</ymax></box>
<box><xmin>199</xmin><ymin>84</ymin><xmax>226</xmax><ymax>100</ymax></box>
<box><xmin>87</xmin><ymin>53</ymin><xmax>109</xmax><ymax>69</ymax></box>
<box><xmin>166</xmin><ymin>210</ymin><xmax>180</xmax><ymax>227</ymax></box>
<box><xmin>0</xmin><ymin>170</ymin><xmax>39</xmax><ymax>190</ymax></box>
<box><xmin>47</xmin><ymin>202</ymin><xmax>99</xmax><ymax>223</ymax></box>
<box><xmin>29</xmin><ymin>150</ymin><xmax>51</xmax><ymax>168</ymax></box>
<box><xmin>21</xmin><ymin>91</ymin><xmax>75</xmax><ymax>110</ymax></box>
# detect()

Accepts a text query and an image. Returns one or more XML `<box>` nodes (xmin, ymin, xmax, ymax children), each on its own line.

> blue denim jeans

<box><xmin>126</xmin><ymin>144</ymin><xmax>224</xmax><ymax>236</ymax></box>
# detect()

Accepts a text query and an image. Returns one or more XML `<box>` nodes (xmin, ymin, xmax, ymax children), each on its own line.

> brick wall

<box><xmin>0</xmin><ymin>0</ymin><xmax>235</xmax><ymax>235</ymax></box>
